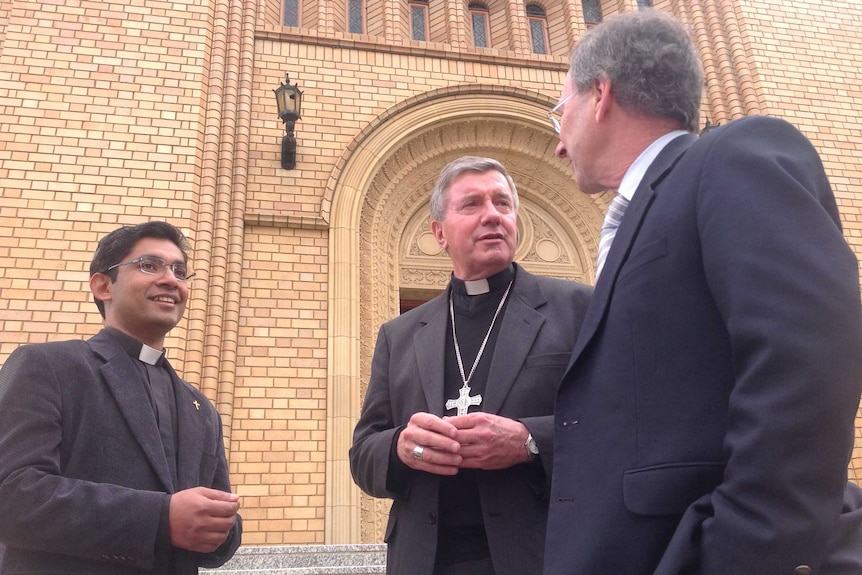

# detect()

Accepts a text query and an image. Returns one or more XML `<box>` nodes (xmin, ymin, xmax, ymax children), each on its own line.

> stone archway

<box><xmin>324</xmin><ymin>84</ymin><xmax>609</xmax><ymax>543</ymax></box>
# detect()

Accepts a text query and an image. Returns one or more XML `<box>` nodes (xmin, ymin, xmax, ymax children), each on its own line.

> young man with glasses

<box><xmin>0</xmin><ymin>221</ymin><xmax>242</xmax><ymax>575</ymax></box>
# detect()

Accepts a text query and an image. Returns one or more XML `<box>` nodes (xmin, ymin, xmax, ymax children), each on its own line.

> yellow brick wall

<box><xmin>0</xmin><ymin>0</ymin><xmax>206</xmax><ymax>353</ymax></box>
<box><xmin>233</xmin><ymin>226</ymin><xmax>329</xmax><ymax>544</ymax></box>
<box><xmin>250</xmin><ymin>41</ymin><xmax>567</xmax><ymax>222</ymax></box>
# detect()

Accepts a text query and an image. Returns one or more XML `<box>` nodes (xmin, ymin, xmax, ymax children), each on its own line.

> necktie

<box><xmin>596</xmin><ymin>193</ymin><xmax>630</xmax><ymax>280</ymax></box>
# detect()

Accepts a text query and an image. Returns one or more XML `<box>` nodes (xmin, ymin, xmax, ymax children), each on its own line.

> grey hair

<box><xmin>429</xmin><ymin>156</ymin><xmax>519</xmax><ymax>221</ymax></box>
<box><xmin>569</xmin><ymin>9</ymin><xmax>704</xmax><ymax>133</ymax></box>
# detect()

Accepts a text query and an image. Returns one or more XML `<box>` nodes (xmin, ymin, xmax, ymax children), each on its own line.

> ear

<box><xmin>89</xmin><ymin>273</ymin><xmax>113</xmax><ymax>306</ymax></box>
<box><xmin>431</xmin><ymin>220</ymin><xmax>448</xmax><ymax>252</ymax></box>
<box><xmin>593</xmin><ymin>77</ymin><xmax>613</xmax><ymax>123</ymax></box>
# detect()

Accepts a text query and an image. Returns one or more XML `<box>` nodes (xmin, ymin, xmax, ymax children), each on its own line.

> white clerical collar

<box><xmin>617</xmin><ymin>130</ymin><xmax>688</xmax><ymax>202</ymax></box>
<box><xmin>464</xmin><ymin>278</ymin><xmax>490</xmax><ymax>295</ymax></box>
<box><xmin>138</xmin><ymin>344</ymin><xmax>165</xmax><ymax>366</ymax></box>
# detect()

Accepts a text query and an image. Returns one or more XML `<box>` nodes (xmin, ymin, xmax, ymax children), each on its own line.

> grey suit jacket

<box><xmin>350</xmin><ymin>265</ymin><xmax>591</xmax><ymax>575</ymax></box>
<box><xmin>0</xmin><ymin>329</ymin><xmax>241</xmax><ymax>574</ymax></box>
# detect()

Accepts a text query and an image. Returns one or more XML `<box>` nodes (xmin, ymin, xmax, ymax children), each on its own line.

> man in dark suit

<box><xmin>544</xmin><ymin>9</ymin><xmax>862</xmax><ymax>575</ymax></box>
<box><xmin>350</xmin><ymin>156</ymin><xmax>592</xmax><ymax>575</ymax></box>
<box><xmin>0</xmin><ymin>221</ymin><xmax>241</xmax><ymax>574</ymax></box>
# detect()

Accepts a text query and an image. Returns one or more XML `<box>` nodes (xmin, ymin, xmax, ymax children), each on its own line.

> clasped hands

<box><xmin>398</xmin><ymin>411</ymin><xmax>530</xmax><ymax>475</ymax></box>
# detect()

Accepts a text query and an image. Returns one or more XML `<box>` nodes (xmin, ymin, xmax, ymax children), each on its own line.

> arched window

<box><xmin>582</xmin><ymin>0</ymin><xmax>601</xmax><ymax>25</ymax></box>
<box><xmin>283</xmin><ymin>0</ymin><xmax>299</xmax><ymax>26</ymax></box>
<box><xmin>526</xmin><ymin>4</ymin><xmax>548</xmax><ymax>54</ymax></box>
<box><xmin>410</xmin><ymin>0</ymin><xmax>429</xmax><ymax>41</ymax></box>
<box><xmin>469</xmin><ymin>2</ymin><xmax>490</xmax><ymax>48</ymax></box>
<box><xmin>348</xmin><ymin>0</ymin><xmax>364</xmax><ymax>33</ymax></box>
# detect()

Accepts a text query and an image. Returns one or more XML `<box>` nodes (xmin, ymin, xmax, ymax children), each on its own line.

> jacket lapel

<box><xmin>91</xmin><ymin>333</ymin><xmax>174</xmax><ymax>490</ymax></box>
<box><xmin>171</xmin><ymin>367</ymin><xmax>206</xmax><ymax>490</ymax></box>
<box><xmin>567</xmin><ymin>133</ymin><xmax>696</xmax><ymax>369</ymax></box>
<box><xmin>482</xmin><ymin>270</ymin><xmax>546</xmax><ymax>414</ymax></box>
<box><xmin>415</xmin><ymin>270</ymin><xmax>548</xmax><ymax>416</ymax></box>
<box><xmin>413</xmin><ymin>294</ymin><xmax>449</xmax><ymax>416</ymax></box>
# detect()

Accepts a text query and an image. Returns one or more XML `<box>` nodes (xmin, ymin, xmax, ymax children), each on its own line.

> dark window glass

<box><xmin>526</xmin><ymin>4</ymin><xmax>546</xmax><ymax>54</ymax></box>
<box><xmin>349</xmin><ymin>0</ymin><xmax>363</xmax><ymax>33</ymax></box>
<box><xmin>284</xmin><ymin>0</ymin><xmax>299</xmax><ymax>26</ymax></box>
<box><xmin>530</xmin><ymin>19</ymin><xmax>546</xmax><ymax>54</ymax></box>
<box><xmin>582</xmin><ymin>0</ymin><xmax>601</xmax><ymax>24</ymax></box>
<box><xmin>472</xmin><ymin>13</ymin><xmax>487</xmax><ymax>46</ymax></box>
<box><xmin>469</xmin><ymin>4</ymin><xmax>488</xmax><ymax>47</ymax></box>
<box><xmin>637</xmin><ymin>0</ymin><xmax>652</xmax><ymax>7</ymax></box>
<box><xmin>411</xmin><ymin>4</ymin><xmax>427</xmax><ymax>40</ymax></box>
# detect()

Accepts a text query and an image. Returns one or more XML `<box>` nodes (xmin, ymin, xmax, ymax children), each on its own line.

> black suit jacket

<box><xmin>350</xmin><ymin>265</ymin><xmax>591</xmax><ymax>575</ymax></box>
<box><xmin>546</xmin><ymin>116</ymin><xmax>862</xmax><ymax>575</ymax></box>
<box><xmin>0</xmin><ymin>329</ymin><xmax>241</xmax><ymax>574</ymax></box>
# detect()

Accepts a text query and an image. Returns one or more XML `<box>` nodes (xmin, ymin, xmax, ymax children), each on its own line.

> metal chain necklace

<box><xmin>445</xmin><ymin>280</ymin><xmax>513</xmax><ymax>416</ymax></box>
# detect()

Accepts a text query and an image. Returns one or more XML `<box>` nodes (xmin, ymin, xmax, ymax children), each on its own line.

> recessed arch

<box><xmin>324</xmin><ymin>84</ymin><xmax>608</xmax><ymax>543</ymax></box>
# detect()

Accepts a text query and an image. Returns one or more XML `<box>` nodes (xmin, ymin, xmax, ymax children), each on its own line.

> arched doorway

<box><xmin>323</xmin><ymin>84</ymin><xmax>609</xmax><ymax>543</ymax></box>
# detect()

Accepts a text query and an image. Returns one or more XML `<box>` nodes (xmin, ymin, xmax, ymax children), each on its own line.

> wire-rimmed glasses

<box><xmin>105</xmin><ymin>255</ymin><xmax>195</xmax><ymax>282</ymax></box>
<box><xmin>547</xmin><ymin>91</ymin><xmax>575</xmax><ymax>134</ymax></box>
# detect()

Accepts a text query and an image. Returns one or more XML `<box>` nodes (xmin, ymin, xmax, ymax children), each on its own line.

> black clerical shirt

<box><xmin>436</xmin><ymin>265</ymin><xmax>515</xmax><ymax>566</ymax></box>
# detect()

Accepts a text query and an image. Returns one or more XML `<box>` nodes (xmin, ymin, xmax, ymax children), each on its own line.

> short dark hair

<box><xmin>430</xmin><ymin>156</ymin><xmax>520</xmax><ymax>221</ymax></box>
<box><xmin>569</xmin><ymin>9</ymin><xmax>704</xmax><ymax>133</ymax></box>
<box><xmin>89</xmin><ymin>221</ymin><xmax>191</xmax><ymax>317</ymax></box>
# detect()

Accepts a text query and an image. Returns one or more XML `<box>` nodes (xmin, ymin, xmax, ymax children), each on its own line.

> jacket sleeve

<box><xmin>192</xmin><ymin>407</ymin><xmax>243</xmax><ymax>568</ymax></box>
<box><xmin>349</xmin><ymin>324</ymin><xmax>415</xmax><ymax>501</ymax></box>
<box><xmin>667</xmin><ymin>117</ymin><xmax>862</xmax><ymax>574</ymax></box>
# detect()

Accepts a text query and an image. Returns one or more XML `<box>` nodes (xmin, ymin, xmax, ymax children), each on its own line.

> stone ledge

<box><xmin>202</xmin><ymin>544</ymin><xmax>387</xmax><ymax>575</ymax></box>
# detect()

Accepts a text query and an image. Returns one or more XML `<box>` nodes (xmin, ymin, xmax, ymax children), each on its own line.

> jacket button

<box><xmin>427</xmin><ymin>512</ymin><xmax>437</xmax><ymax>524</ymax></box>
<box><xmin>794</xmin><ymin>566</ymin><xmax>811</xmax><ymax>575</ymax></box>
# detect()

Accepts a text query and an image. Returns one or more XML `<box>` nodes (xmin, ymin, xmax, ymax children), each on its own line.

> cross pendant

<box><xmin>445</xmin><ymin>384</ymin><xmax>482</xmax><ymax>416</ymax></box>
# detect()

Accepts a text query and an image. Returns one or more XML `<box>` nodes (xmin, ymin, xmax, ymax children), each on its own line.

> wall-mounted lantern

<box><xmin>273</xmin><ymin>73</ymin><xmax>303</xmax><ymax>170</ymax></box>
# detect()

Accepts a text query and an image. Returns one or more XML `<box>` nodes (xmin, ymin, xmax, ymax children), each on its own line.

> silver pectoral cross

<box><xmin>445</xmin><ymin>384</ymin><xmax>482</xmax><ymax>416</ymax></box>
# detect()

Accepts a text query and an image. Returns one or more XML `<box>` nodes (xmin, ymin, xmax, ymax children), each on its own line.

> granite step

<box><xmin>202</xmin><ymin>544</ymin><xmax>387</xmax><ymax>575</ymax></box>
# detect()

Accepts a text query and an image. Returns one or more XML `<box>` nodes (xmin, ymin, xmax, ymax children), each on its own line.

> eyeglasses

<box><xmin>547</xmin><ymin>91</ymin><xmax>575</xmax><ymax>134</ymax></box>
<box><xmin>106</xmin><ymin>256</ymin><xmax>195</xmax><ymax>282</ymax></box>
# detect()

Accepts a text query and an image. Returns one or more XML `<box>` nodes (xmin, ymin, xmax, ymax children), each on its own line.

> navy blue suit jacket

<box><xmin>0</xmin><ymin>329</ymin><xmax>241</xmax><ymax>574</ymax></box>
<box><xmin>546</xmin><ymin>116</ymin><xmax>862</xmax><ymax>575</ymax></box>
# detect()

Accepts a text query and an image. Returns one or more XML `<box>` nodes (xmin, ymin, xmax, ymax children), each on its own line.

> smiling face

<box><xmin>431</xmin><ymin>169</ymin><xmax>518</xmax><ymax>281</ymax></box>
<box><xmin>90</xmin><ymin>237</ymin><xmax>189</xmax><ymax>349</ymax></box>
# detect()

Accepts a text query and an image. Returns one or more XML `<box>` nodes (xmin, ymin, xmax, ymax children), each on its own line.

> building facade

<box><xmin>0</xmin><ymin>0</ymin><xmax>860</xmax><ymax>546</ymax></box>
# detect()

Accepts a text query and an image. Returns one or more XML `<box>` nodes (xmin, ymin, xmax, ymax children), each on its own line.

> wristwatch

<box><xmin>525</xmin><ymin>433</ymin><xmax>539</xmax><ymax>461</ymax></box>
